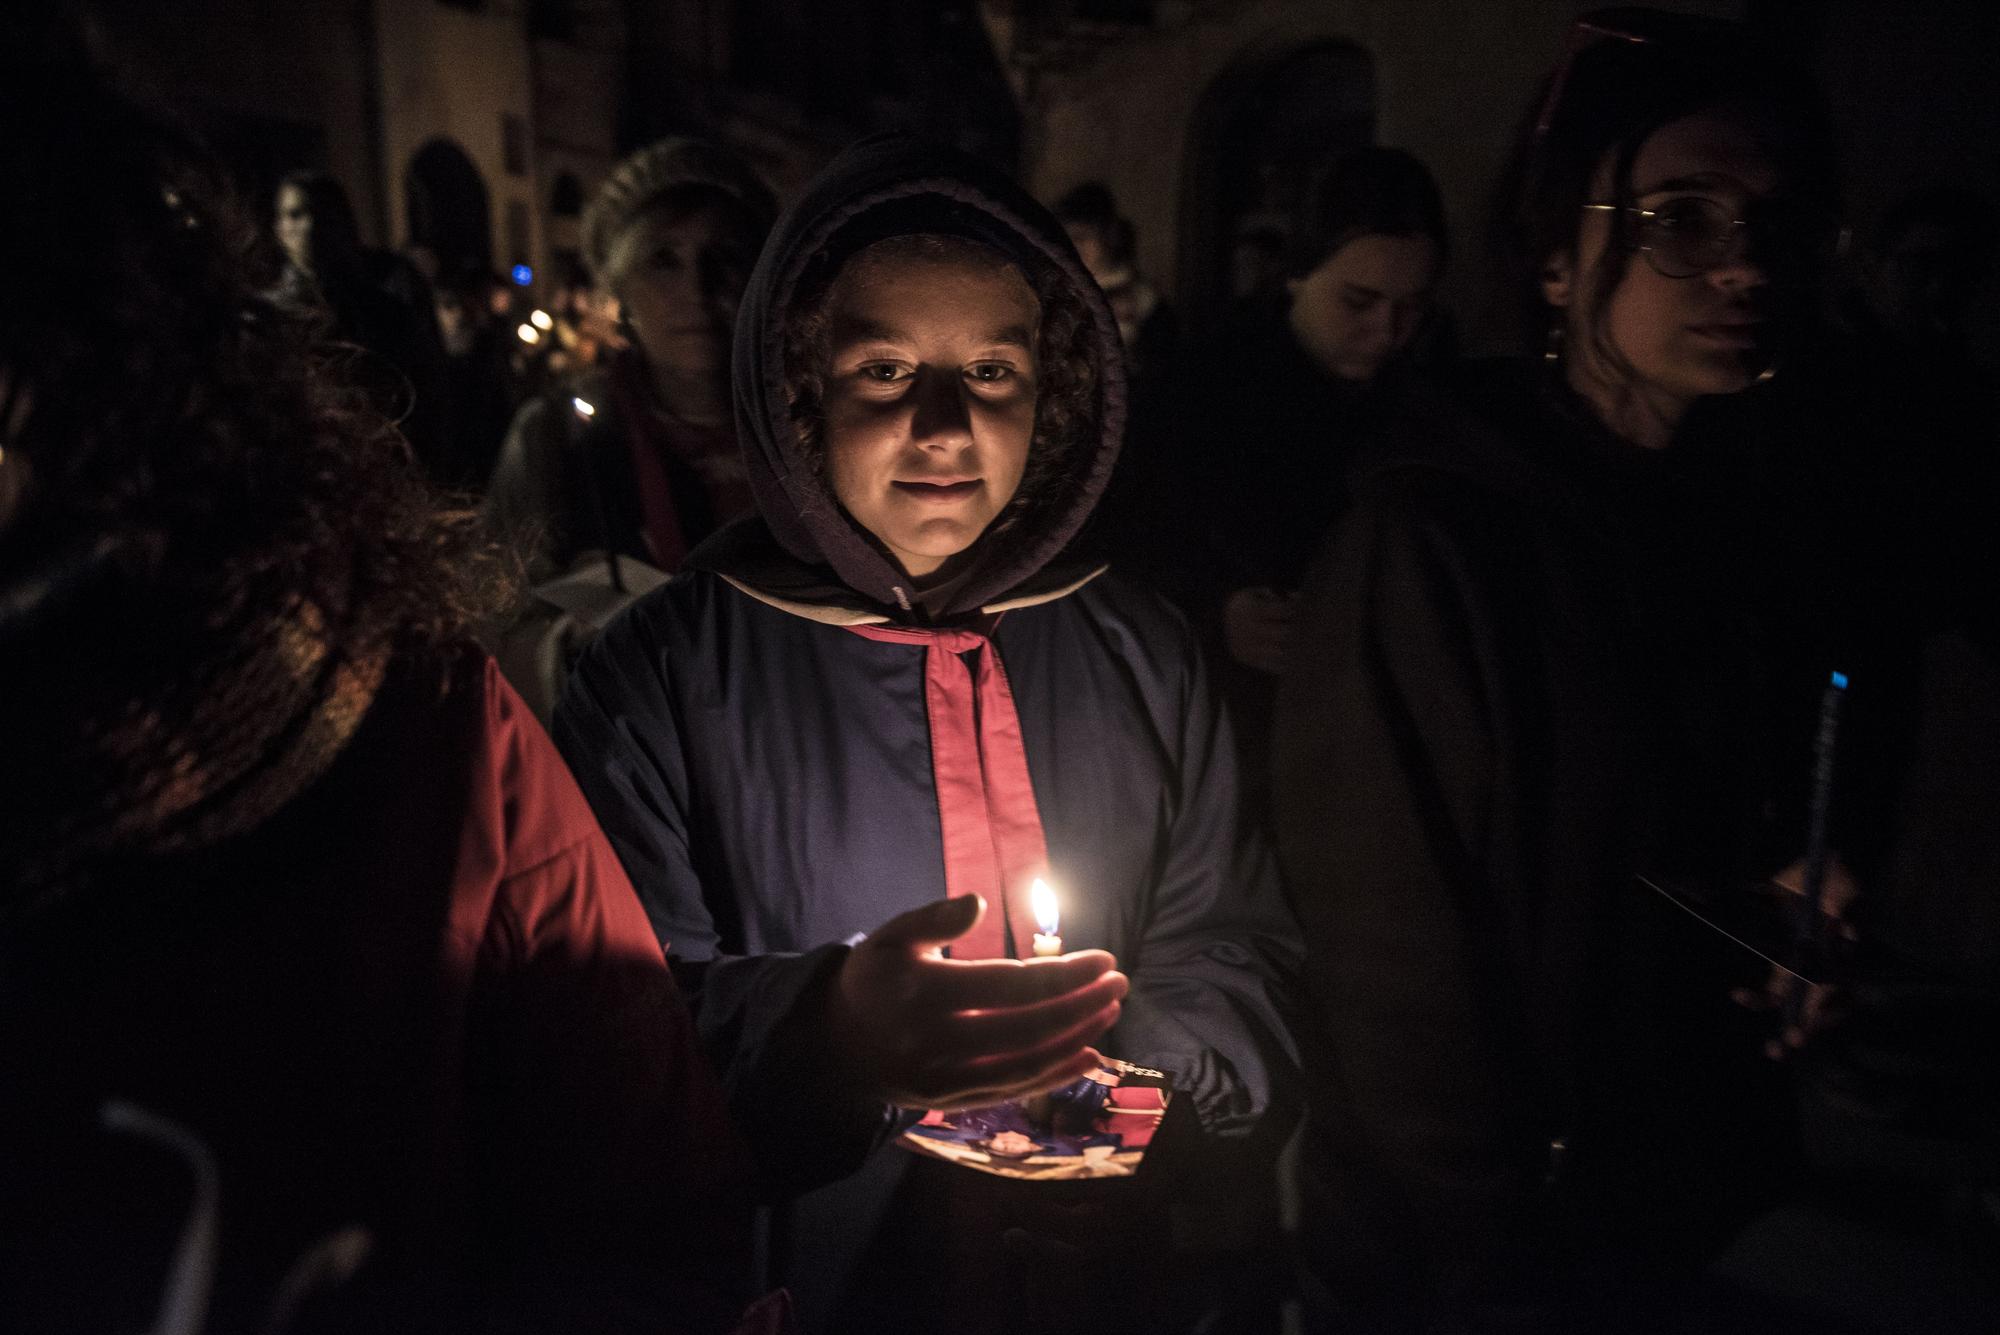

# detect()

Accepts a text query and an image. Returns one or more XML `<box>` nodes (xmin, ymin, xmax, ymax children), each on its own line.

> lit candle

<box><xmin>1030</xmin><ymin>877</ymin><xmax>1062</xmax><ymax>957</ymax></box>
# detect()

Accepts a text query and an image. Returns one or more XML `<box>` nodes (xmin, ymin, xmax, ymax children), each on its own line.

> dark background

<box><xmin>78</xmin><ymin>0</ymin><xmax>2000</xmax><ymax>360</ymax></box>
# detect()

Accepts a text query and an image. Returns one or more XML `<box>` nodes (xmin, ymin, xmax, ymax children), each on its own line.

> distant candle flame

<box><xmin>571</xmin><ymin>396</ymin><xmax>597</xmax><ymax>419</ymax></box>
<box><xmin>516</xmin><ymin>321</ymin><xmax>541</xmax><ymax>345</ymax></box>
<box><xmin>529</xmin><ymin>308</ymin><xmax>554</xmax><ymax>331</ymax></box>
<box><xmin>1031</xmin><ymin>877</ymin><xmax>1059</xmax><ymax>935</ymax></box>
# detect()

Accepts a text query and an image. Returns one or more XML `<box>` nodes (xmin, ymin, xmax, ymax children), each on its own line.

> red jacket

<box><xmin>1</xmin><ymin>652</ymin><xmax>764</xmax><ymax>1333</ymax></box>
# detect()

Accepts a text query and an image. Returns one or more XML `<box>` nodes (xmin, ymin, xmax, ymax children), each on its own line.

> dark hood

<box><xmin>705</xmin><ymin>134</ymin><xmax>1126</xmax><ymax>621</ymax></box>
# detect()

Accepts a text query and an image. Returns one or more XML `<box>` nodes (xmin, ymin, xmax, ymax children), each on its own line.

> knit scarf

<box><xmin>2</xmin><ymin>587</ymin><xmax>386</xmax><ymax>911</ymax></box>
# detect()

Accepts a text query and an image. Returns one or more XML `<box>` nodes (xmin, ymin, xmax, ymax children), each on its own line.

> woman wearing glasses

<box><xmin>1273</xmin><ymin>15</ymin><xmax>1851</xmax><ymax>1331</ymax></box>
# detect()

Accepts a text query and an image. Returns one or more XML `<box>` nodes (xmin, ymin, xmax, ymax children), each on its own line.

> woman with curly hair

<box><xmin>0</xmin><ymin>52</ymin><xmax>770</xmax><ymax>1335</ymax></box>
<box><xmin>550</xmin><ymin>135</ymin><xmax>1302</xmax><ymax>1334</ymax></box>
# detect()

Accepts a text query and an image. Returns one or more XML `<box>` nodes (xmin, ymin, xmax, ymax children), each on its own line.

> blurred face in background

<box><xmin>1287</xmin><ymin>233</ymin><xmax>1441</xmax><ymax>382</ymax></box>
<box><xmin>607</xmin><ymin>200</ymin><xmax>758</xmax><ymax>378</ymax></box>
<box><xmin>819</xmin><ymin>241</ymin><xmax>1041</xmax><ymax>582</ymax></box>
<box><xmin>1063</xmin><ymin>220</ymin><xmax>1114</xmax><ymax>285</ymax></box>
<box><xmin>274</xmin><ymin>184</ymin><xmax>313</xmax><ymax>272</ymax></box>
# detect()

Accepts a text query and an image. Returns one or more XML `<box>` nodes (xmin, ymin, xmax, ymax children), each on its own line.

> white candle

<box><xmin>1030</xmin><ymin>877</ymin><xmax>1062</xmax><ymax>957</ymax></box>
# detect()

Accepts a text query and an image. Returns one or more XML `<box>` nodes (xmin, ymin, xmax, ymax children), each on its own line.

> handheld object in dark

<box><xmin>1783</xmin><ymin>669</ymin><xmax>1848</xmax><ymax>1029</ymax></box>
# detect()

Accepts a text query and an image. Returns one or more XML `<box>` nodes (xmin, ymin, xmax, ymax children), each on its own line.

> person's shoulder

<box><xmin>571</xmin><ymin>565</ymin><xmax>785</xmax><ymax>700</ymax></box>
<box><xmin>1343</xmin><ymin>363</ymin><xmax>1554</xmax><ymax>527</ymax></box>
<box><xmin>460</xmin><ymin>648</ymin><xmax>609</xmax><ymax>878</ymax></box>
<box><xmin>1070</xmin><ymin>568</ymin><xmax>1195</xmax><ymax>639</ymax></box>
<box><xmin>1045</xmin><ymin>569</ymin><xmax>1207</xmax><ymax>689</ymax></box>
<box><xmin>341</xmin><ymin>644</ymin><xmax>604</xmax><ymax>888</ymax></box>
<box><xmin>583</xmin><ymin>567</ymin><xmax>719</xmax><ymax>655</ymax></box>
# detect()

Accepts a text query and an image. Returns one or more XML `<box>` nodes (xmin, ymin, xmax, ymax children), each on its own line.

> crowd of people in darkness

<box><xmin>3</xmin><ymin>7</ymin><xmax>1997</xmax><ymax>1335</ymax></box>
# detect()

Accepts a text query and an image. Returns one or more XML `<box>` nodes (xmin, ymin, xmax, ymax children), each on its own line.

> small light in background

<box><xmin>511</xmin><ymin>263</ymin><xmax>534</xmax><ymax>286</ymax></box>
<box><xmin>571</xmin><ymin>396</ymin><xmax>596</xmax><ymax>419</ymax></box>
<box><xmin>529</xmin><ymin>308</ymin><xmax>554</xmax><ymax>331</ymax></box>
<box><xmin>516</xmin><ymin>322</ymin><xmax>542</xmax><ymax>346</ymax></box>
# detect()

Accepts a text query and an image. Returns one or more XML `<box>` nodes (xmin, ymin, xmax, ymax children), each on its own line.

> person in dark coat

<box><xmin>1155</xmin><ymin>149</ymin><xmax>1451</xmax><ymax>809</ymax></box>
<box><xmin>0</xmin><ymin>52</ymin><xmax>772</xmax><ymax>1334</ymax></box>
<box><xmin>1272</xmin><ymin>15</ymin><xmax>1857</xmax><ymax>1332</ymax></box>
<box><xmin>552</xmin><ymin>135</ymin><xmax>1304</xmax><ymax>1334</ymax></box>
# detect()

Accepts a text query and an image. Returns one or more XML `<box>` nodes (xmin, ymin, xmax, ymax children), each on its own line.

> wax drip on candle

<box><xmin>1030</xmin><ymin>877</ymin><xmax>1062</xmax><ymax>956</ymax></box>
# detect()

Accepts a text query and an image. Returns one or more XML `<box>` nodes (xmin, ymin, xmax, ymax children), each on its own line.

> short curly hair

<box><xmin>780</xmin><ymin>232</ymin><xmax>1101</xmax><ymax>536</ymax></box>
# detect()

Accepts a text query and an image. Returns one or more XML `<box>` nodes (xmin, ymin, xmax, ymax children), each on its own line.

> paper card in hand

<box><xmin>1634</xmin><ymin>872</ymin><xmax>1839</xmax><ymax>986</ymax></box>
<box><xmin>897</xmin><ymin>1058</ymin><xmax>1172</xmax><ymax>1181</ymax></box>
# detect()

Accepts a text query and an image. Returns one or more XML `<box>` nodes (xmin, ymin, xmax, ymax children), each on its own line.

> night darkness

<box><xmin>3</xmin><ymin>3</ymin><xmax>1997</xmax><ymax>1333</ymax></box>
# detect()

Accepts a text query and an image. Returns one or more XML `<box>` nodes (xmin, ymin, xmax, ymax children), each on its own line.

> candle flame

<box><xmin>1031</xmin><ymin>877</ymin><xmax>1059</xmax><ymax>935</ymax></box>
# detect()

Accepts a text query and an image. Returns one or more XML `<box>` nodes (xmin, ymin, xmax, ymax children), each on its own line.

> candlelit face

<box><xmin>819</xmin><ymin>237</ymin><xmax>1041</xmax><ymax>583</ymax></box>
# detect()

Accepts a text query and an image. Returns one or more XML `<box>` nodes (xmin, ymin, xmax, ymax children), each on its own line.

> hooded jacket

<box><xmin>552</xmin><ymin>137</ymin><xmax>1302</xmax><ymax>1330</ymax></box>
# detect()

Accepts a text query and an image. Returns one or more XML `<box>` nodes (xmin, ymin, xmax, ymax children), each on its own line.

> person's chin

<box><xmin>1686</xmin><ymin>357</ymin><xmax>1761</xmax><ymax>396</ymax></box>
<box><xmin>1670</xmin><ymin>341</ymin><xmax>1763</xmax><ymax>394</ymax></box>
<box><xmin>887</xmin><ymin>516</ymin><xmax>994</xmax><ymax>570</ymax></box>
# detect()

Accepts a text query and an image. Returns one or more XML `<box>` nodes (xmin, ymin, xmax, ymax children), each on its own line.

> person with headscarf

<box><xmin>484</xmin><ymin>139</ymin><xmax>777</xmax><ymax>584</ymax></box>
<box><xmin>552</xmin><ymin>135</ymin><xmax>1303</xmax><ymax>1334</ymax></box>
<box><xmin>0</xmin><ymin>46</ymin><xmax>773</xmax><ymax>1335</ymax></box>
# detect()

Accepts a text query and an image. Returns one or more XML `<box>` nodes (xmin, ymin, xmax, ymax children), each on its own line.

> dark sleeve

<box><xmin>1271</xmin><ymin>485</ymin><xmax>1546</xmax><ymax>1312</ymax></box>
<box><xmin>463</xmin><ymin>668</ymin><xmax>758</xmax><ymax>1332</ymax></box>
<box><xmin>551</xmin><ymin>610</ymin><xmax>899</xmax><ymax>1198</ymax></box>
<box><xmin>1112</xmin><ymin>614</ymin><xmax>1306</xmax><ymax>1142</ymax></box>
<box><xmin>469</xmin><ymin>831</ymin><xmax>757</xmax><ymax>1334</ymax></box>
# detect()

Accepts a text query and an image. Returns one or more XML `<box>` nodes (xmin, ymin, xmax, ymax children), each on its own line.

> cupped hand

<box><xmin>830</xmin><ymin>895</ymin><xmax>1127</xmax><ymax>1111</ymax></box>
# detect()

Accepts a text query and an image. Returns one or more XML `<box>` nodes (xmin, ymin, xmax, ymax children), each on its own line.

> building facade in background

<box><xmin>81</xmin><ymin>0</ymin><xmax>2000</xmax><ymax>358</ymax></box>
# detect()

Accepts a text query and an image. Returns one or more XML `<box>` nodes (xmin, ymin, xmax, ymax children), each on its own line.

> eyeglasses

<box><xmin>1583</xmin><ymin>197</ymin><xmax>1849</xmax><ymax>279</ymax></box>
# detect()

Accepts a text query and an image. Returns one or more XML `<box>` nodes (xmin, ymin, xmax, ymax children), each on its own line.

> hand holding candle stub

<box><xmin>829</xmin><ymin>894</ymin><xmax>1126</xmax><ymax>1112</ymax></box>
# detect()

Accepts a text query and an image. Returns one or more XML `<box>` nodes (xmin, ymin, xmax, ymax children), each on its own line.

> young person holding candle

<box><xmin>553</xmin><ymin>135</ymin><xmax>1303</xmax><ymax>1333</ymax></box>
<box><xmin>1272</xmin><ymin>13</ymin><xmax>1861</xmax><ymax>1331</ymax></box>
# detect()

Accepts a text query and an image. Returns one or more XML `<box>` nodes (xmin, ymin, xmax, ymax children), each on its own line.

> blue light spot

<box><xmin>1830</xmin><ymin>671</ymin><xmax>1849</xmax><ymax>690</ymax></box>
<box><xmin>511</xmin><ymin>263</ymin><xmax>533</xmax><ymax>286</ymax></box>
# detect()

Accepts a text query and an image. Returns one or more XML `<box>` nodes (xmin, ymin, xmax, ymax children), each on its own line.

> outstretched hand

<box><xmin>830</xmin><ymin>895</ymin><xmax>1127</xmax><ymax>1112</ymax></box>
